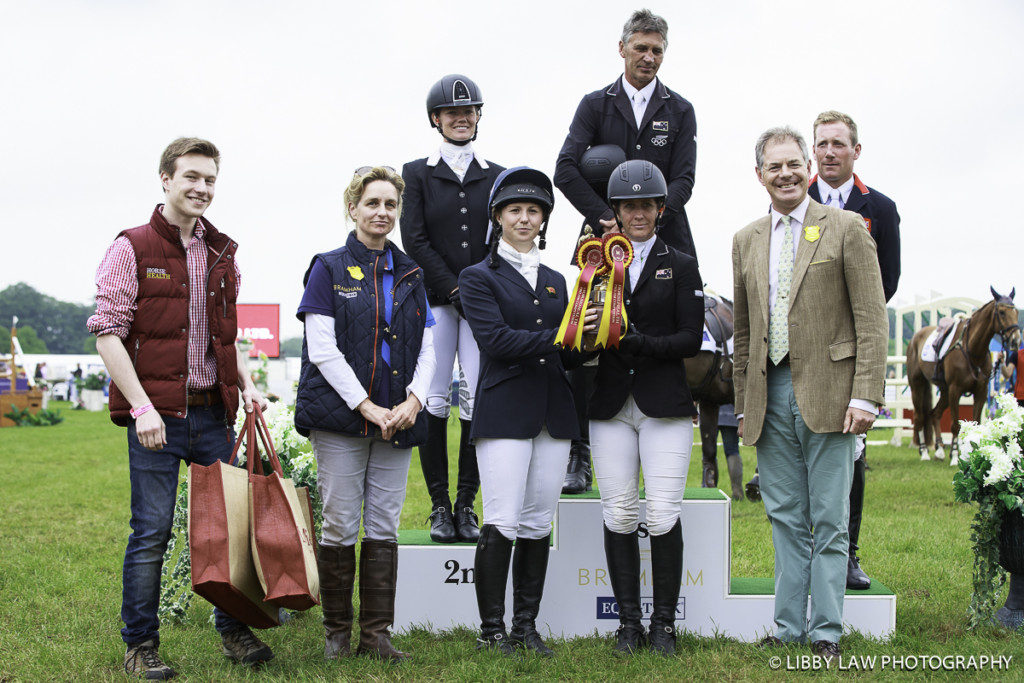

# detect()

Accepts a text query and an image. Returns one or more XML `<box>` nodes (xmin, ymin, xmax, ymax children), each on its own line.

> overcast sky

<box><xmin>3</xmin><ymin>0</ymin><xmax>1022</xmax><ymax>340</ymax></box>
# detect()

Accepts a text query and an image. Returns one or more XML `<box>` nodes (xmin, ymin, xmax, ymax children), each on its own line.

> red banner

<box><xmin>237</xmin><ymin>304</ymin><xmax>280</xmax><ymax>358</ymax></box>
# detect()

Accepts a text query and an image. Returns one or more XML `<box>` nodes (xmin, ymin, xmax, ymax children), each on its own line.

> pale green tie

<box><xmin>769</xmin><ymin>215</ymin><xmax>793</xmax><ymax>365</ymax></box>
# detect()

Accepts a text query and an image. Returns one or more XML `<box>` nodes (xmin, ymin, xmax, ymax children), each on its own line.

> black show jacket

<box><xmin>554</xmin><ymin>78</ymin><xmax>698</xmax><ymax>260</ymax></box>
<box><xmin>400</xmin><ymin>156</ymin><xmax>506</xmax><ymax>306</ymax></box>
<box><xmin>459</xmin><ymin>258</ymin><xmax>581</xmax><ymax>441</ymax></box>
<box><xmin>589</xmin><ymin>237</ymin><xmax>704</xmax><ymax>420</ymax></box>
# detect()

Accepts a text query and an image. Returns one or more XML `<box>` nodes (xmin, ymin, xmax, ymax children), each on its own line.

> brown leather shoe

<box><xmin>318</xmin><ymin>543</ymin><xmax>356</xmax><ymax>659</ymax></box>
<box><xmin>220</xmin><ymin>627</ymin><xmax>274</xmax><ymax>665</ymax></box>
<box><xmin>124</xmin><ymin>640</ymin><xmax>176</xmax><ymax>679</ymax></box>
<box><xmin>356</xmin><ymin>539</ymin><xmax>409</xmax><ymax>661</ymax></box>
<box><xmin>757</xmin><ymin>635</ymin><xmax>784</xmax><ymax>649</ymax></box>
<box><xmin>811</xmin><ymin>639</ymin><xmax>840</xmax><ymax>664</ymax></box>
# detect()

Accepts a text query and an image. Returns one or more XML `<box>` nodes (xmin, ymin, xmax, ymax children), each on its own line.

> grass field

<box><xmin>1</xmin><ymin>402</ymin><xmax>1021</xmax><ymax>681</ymax></box>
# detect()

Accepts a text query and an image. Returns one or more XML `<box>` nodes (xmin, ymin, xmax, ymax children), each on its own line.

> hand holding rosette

<box><xmin>555</xmin><ymin>233</ymin><xmax>633</xmax><ymax>349</ymax></box>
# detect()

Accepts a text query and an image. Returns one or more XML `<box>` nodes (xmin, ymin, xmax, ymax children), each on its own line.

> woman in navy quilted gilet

<box><xmin>294</xmin><ymin>166</ymin><xmax>436</xmax><ymax>662</ymax></box>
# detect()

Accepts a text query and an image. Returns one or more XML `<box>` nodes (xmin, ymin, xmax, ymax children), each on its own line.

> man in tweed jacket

<box><xmin>731</xmin><ymin>126</ymin><xmax>886</xmax><ymax>659</ymax></box>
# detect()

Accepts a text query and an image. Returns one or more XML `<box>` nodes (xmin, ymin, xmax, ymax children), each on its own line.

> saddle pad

<box><xmin>700</xmin><ymin>325</ymin><xmax>735</xmax><ymax>354</ymax></box>
<box><xmin>920</xmin><ymin>324</ymin><xmax>958</xmax><ymax>364</ymax></box>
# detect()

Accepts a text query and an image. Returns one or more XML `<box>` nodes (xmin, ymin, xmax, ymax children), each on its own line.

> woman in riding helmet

<box><xmin>458</xmin><ymin>167</ymin><xmax>581</xmax><ymax>656</ymax></box>
<box><xmin>400</xmin><ymin>74</ymin><xmax>506</xmax><ymax>543</ymax></box>
<box><xmin>585</xmin><ymin>159</ymin><xmax>704</xmax><ymax>656</ymax></box>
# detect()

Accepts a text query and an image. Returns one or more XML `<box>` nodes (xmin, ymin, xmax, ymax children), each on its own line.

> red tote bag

<box><xmin>247</xmin><ymin>405</ymin><xmax>320</xmax><ymax>611</ymax></box>
<box><xmin>187</xmin><ymin>413</ymin><xmax>280</xmax><ymax>628</ymax></box>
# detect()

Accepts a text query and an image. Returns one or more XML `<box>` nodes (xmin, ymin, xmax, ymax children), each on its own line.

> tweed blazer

<box><xmin>732</xmin><ymin>199</ymin><xmax>887</xmax><ymax>445</ymax></box>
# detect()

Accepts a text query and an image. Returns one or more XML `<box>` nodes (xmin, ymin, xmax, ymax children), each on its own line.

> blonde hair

<box><xmin>344</xmin><ymin>166</ymin><xmax>405</xmax><ymax>220</ymax></box>
<box><xmin>813</xmin><ymin>110</ymin><xmax>859</xmax><ymax>146</ymax></box>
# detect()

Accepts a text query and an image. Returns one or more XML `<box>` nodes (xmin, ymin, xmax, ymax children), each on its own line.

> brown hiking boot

<box><xmin>356</xmin><ymin>539</ymin><xmax>409</xmax><ymax>661</ymax></box>
<box><xmin>124</xmin><ymin>640</ymin><xmax>176</xmax><ymax>680</ymax></box>
<box><xmin>319</xmin><ymin>543</ymin><xmax>356</xmax><ymax>659</ymax></box>
<box><xmin>220</xmin><ymin>626</ymin><xmax>274</xmax><ymax>666</ymax></box>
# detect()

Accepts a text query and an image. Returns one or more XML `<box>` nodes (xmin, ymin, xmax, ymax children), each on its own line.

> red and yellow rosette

<box><xmin>595</xmin><ymin>234</ymin><xmax>633</xmax><ymax>349</ymax></box>
<box><xmin>555</xmin><ymin>238</ymin><xmax>607</xmax><ymax>349</ymax></box>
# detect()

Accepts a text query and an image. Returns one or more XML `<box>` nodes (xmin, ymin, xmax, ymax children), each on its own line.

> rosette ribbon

<box><xmin>594</xmin><ymin>234</ymin><xmax>633</xmax><ymax>349</ymax></box>
<box><xmin>555</xmin><ymin>238</ymin><xmax>607</xmax><ymax>349</ymax></box>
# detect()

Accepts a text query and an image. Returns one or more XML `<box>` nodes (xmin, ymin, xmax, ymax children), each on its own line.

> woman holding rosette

<box><xmin>458</xmin><ymin>167</ymin><xmax>582</xmax><ymax>656</ymax></box>
<box><xmin>585</xmin><ymin>159</ymin><xmax>704</xmax><ymax>656</ymax></box>
<box><xmin>294</xmin><ymin>166</ymin><xmax>436</xmax><ymax>661</ymax></box>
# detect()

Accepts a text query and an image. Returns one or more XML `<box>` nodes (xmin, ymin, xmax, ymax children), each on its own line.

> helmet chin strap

<box><xmin>433</xmin><ymin>110</ymin><xmax>481</xmax><ymax>145</ymax></box>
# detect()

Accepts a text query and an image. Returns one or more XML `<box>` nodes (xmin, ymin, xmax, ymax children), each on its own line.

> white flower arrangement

<box><xmin>953</xmin><ymin>392</ymin><xmax>1024</xmax><ymax>628</ymax></box>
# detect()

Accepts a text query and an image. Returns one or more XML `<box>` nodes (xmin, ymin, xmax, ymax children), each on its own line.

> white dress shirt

<box><xmin>621</xmin><ymin>75</ymin><xmax>657</xmax><ymax>129</ymax></box>
<box><xmin>628</xmin><ymin>235</ymin><xmax>656</xmax><ymax>288</ymax></box>
<box><xmin>766</xmin><ymin>195</ymin><xmax>876</xmax><ymax>415</ymax></box>
<box><xmin>816</xmin><ymin>175</ymin><xmax>854</xmax><ymax>209</ymax></box>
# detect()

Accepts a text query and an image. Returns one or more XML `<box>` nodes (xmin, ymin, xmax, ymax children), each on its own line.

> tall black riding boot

<box><xmin>421</xmin><ymin>414</ymin><xmax>456</xmax><ymax>543</ymax></box>
<box><xmin>847</xmin><ymin>455</ymin><xmax>871</xmax><ymax>589</ymax></box>
<box><xmin>509</xmin><ymin>535</ymin><xmax>554</xmax><ymax>656</ymax></box>
<box><xmin>648</xmin><ymin>520</ymin><xmax>683</xmax><ymax>656</ymax></box>
<box><xmin>474</xmin><ymin>525</ymin><xmax>515</xmax><ymax>654</ymax></box>
<box><xmin>454</xmin><ymin>419</ymin><xmax>481</xmax><ymax>542</ymax></box>
<box><xmin>603</xmin><ymin>525</ymin><xmax>645</xmax><ymax>654</ymax></box>
<box><xmin>562</xmin><ymin>441</ymin><xmax>593</xmax><ymax>494</ymax></box>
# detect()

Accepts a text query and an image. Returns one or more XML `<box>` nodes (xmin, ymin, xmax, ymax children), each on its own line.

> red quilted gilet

<box><xmin>107</xmin><ymin>206</ymin><xmax>240</xmax><ymax>426</ymax></box>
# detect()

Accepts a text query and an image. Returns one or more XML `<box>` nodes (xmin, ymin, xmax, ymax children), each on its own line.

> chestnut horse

<box><xmin>906</xmin><ymin>287</ymin><xmax>1018</xmax><ymax>464</ymax></box>
<box><xmin>687</xmin><ymin>296</ymin><xmax>741</xmax><ymax>500</ymax></box>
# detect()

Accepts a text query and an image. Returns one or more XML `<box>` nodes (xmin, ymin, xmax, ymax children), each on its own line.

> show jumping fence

<box><xmin>873</xmin><ymin>295</ymin><xmax>982</xmax><ymax>447</ymax></box>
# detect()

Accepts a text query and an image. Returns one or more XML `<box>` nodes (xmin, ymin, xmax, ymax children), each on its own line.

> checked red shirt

<box><xmin>87</xmin><ymin>210</ymin><xmax>241</xmax><ymax>390</ymax></box>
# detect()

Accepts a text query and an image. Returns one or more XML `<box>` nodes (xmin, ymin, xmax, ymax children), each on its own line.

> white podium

<box><xmin>394</xmin><ymin>489</ymin><xmax>895</xmax><ymax>641</ymax></box>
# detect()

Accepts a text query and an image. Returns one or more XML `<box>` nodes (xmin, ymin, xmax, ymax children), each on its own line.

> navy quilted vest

<box><xmin>294</xmin><ymin>232</ymin><xmax>429</xmax><ymax>448</ymax></box>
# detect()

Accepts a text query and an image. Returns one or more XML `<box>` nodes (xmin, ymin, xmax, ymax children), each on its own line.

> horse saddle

<box><xmin>931</xmin><ymin>317</ymin><xmax>959</xmax><ymax>358</ymax></box>
<box><xmin>704</xmin><ymin>296</ymin><xmax>734</xmax><ymax>352</ymax></box>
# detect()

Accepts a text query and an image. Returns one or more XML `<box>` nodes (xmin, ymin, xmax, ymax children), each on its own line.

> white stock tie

<box><xmin>828</xmin><ymin>191</ymin><xmax>844</xmax><ymax>209</ymax></box>
<box><xmin>632</xmin><ymin>94</ymin><xmax>646</xmax><ymax>129</ymax></box>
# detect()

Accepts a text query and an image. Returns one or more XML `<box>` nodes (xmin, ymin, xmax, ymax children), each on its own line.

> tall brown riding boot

<box><xmin>357</xmin><ymin>539</ymin><xmax>409</xmax><ymax>661</ymax></box>
<box><xmin>318</xmin><ymin>543</ymin><xmax>355</xmax><ymax>659</ymax></box>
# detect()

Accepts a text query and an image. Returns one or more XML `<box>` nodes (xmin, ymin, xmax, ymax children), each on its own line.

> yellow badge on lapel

<box><xmin>347</xmin><ymin>266</ymin><xmax>365</xmax><ymax>280</ymax></box>
<box><xmin>803</xmin><ymin>225</ymin><xmax>820</xmax><ymax>242</ymax></box>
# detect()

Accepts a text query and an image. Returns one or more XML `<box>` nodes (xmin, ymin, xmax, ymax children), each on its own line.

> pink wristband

<box><xmin>130</xmin><ymin>403</ymin><xmax>154</xmax><ymax>419</ymax></box>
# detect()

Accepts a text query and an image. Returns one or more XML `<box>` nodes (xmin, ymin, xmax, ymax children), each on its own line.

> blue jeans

<box><xmin>121</xmin><ymin>403</ymin><xmax>245</xmax><ymax>646</ymax></box>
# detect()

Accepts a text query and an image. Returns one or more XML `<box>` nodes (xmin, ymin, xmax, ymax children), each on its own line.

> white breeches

<box><xmin>425</xmin><ymin>304</ymin><xmax>480</xmax><ymax>421</ymax></box>
<box><xmin>311</xmin><ymin>430</ymin><xmax>412</xmax><ymax>547</ymax></box>
<box><xmin>590</xmin><ymin>395</ymin><xmax>694</xmax><ymax>536</ymax></box>
<box><xmin>476</xmin><ymin>429</ymin><xmax>571</xmax><ymax>541</ymax></box>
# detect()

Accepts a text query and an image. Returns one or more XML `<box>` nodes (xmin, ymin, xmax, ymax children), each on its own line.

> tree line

<box><xmin>0</xmin><ymin>283</ymin><xmax>96</xmax><ymax>355</ymax></box>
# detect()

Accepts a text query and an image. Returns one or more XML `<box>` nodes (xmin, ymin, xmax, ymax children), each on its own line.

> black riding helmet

<box><xmin>486</xmin><ymin>167</ymin><xmax>555</xmax><ymax>257</ymax></box>
<box><xmin>607</xmin><ymin>159</ymin><xmax>668</xmax><ymax>204</ymax></box>
<box><xmin>426</xmin><ymin>74</ymin><xmax>484</xmax><ymax>144</ymax></box>
<box><xmin>580</xmin><ymin>144</ymin><xmax>627</xmax><ymax>194</ymax></box>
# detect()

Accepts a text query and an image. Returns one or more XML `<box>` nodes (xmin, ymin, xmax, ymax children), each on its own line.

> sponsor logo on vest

<box><xmin>146</xmin><ymin>267</ymin><xmax>171</xmax><ymax>279</ymax></box>
<box><xmin>596</xmin><ymin>596</ymin><xmax>685</xmax><ymax>620</ymax></box>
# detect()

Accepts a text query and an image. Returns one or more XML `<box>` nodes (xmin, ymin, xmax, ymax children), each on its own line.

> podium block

<box><xmin>394</xmin><ymin>489</ymin><xmax>895</xmax><ymax>641</ymax></box>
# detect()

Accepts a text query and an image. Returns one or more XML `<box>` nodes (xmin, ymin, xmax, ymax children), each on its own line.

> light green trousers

<box><xmin>757</xmin><ymin>363</ymin><xmax>854</xmax><ymax>644</ymax></box>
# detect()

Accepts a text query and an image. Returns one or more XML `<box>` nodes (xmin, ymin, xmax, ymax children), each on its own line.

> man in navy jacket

<box><xmin>553</xmin><ymin>9</ymin><xmax>698</xmax><ymax>261</ymax></box>
<box><xmin>810</xmin><ymin>110</ymin><xmax>901</xmax><ymax>591</ymax></box>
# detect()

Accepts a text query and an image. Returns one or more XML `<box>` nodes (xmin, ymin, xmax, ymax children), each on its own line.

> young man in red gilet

<box><xmin>87</xmin><ymin>138</ymin><xmax>268</xmax><ymax>679</ymax></box>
